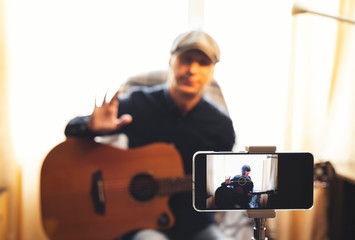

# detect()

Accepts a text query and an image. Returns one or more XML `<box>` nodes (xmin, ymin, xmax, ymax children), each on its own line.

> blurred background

<box><xmin>1</xmin><ymin>0</ymin><xmax>354</xmax><ymax>239</ymax></box>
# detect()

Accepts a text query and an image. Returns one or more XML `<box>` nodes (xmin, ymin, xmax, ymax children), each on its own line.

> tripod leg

<box><xmin>251</xmin><ymin>218</ymin><xmax>267</xmax><ymax>240</ymax></box>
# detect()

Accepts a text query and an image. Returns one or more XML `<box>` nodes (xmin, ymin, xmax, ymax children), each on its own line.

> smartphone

<box><xmin>193</xmin><ymin>151</ymin><xmax>314</xmax><ymax>211</ymax></box>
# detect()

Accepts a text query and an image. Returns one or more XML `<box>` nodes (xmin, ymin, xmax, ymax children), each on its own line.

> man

<box><xmin>230</xmin><ymin>165</ymin><xmax>254</xmax><ymax>196</ymax></box>
<box><xmin>65</xmin><ymin>30</ymin><xmax>235</xmax><ymax>240</ymax></box>
<box><xmin>216</xmin><ymin>165</ymin><xmax>254</xmax><ymax>209</ymax></box>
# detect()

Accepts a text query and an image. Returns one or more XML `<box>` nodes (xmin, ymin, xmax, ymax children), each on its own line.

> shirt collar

<box><xmin>163</xmin><ymin>86</ymin><xmax>205</xmax><ymax>117</ymax></box>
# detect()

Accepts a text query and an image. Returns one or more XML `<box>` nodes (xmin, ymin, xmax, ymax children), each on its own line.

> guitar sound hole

<box><xmin>130</xmin><ymin>174</ymin><xmax>158</xmax><ymax>201</ymax></box>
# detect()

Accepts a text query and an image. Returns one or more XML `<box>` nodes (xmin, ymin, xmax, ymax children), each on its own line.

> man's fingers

<box><xmin>102</xmin><ymin>90</ymin><xmax>109</xmax><ymax>105</ymax></box>
<box><xmin>115</xmin><ymin>114</ymin><xmax>133</xmax><ymax>129</ymax></box>
<box><xmin>94</xmin><ymin>95</ymin><xmax>98</xmax><ymax>108</ymax></box>
<box><xmin>110</xmin><ymin>90</ymin><xmax>120</xmax><ymax>104</ymax></box>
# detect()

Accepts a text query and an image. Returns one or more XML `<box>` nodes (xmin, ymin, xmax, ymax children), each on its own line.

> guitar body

<box><xmin>41</xmin><ymin>137</ymin><xmax>186</xmax><ymax>240</ymax></box>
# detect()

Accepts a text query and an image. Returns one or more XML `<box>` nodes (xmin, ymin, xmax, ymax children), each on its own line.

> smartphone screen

<box><xmin>193</xmin><ymin>152</ymin><xmax>314</xmax><ymax>211</ymax></box>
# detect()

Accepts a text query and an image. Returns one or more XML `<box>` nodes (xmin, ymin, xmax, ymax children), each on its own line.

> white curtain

<box><xmin>285</xmin><ymin>0</ymin><xmax>355</xmax><ymax>163</ymax></box>
<box><xmin>319</xmin><ymin>0</ymin><xmax>355</xmax><ymax>163</ymax></box>
<box><xmin>273</xmin><ymin>0</ymin><xmax>355</xmax><ymax>239</ymax></box>
<box><xmin>262</xmin><ymin>155</ymin><xmax>277</xmax><ymax>192</ymax></box>
<box><xmin>4</xmin><ymin>1</ymin><xmax>189</xmax><ymax>239</ymax></box>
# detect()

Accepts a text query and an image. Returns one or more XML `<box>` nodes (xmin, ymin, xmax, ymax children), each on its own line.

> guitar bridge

<box><xmin>91</xmin><ymin>170</ymin><xmax>106</xmax><ymax>215</ymax></box>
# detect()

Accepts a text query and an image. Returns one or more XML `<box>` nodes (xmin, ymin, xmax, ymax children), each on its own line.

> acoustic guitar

<box><xmin>40</xmin><ymin>137</ymin><xmax>192</xmax><ymax>240</ymax></box>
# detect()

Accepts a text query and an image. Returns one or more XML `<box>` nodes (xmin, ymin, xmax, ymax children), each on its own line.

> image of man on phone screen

<box><xmin>215</xmin><ymin>165</ymin><xmax>254</xmax><ymax>209</ymax></box>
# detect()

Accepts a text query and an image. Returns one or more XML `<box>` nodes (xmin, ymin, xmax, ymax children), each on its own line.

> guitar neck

<box><xmin>158</xmin><ymin>175</ymin><xmax>192</xmax><ymax>195</ymax></box>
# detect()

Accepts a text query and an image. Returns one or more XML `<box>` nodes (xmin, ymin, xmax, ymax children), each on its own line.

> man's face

<box><xmin>170</xmin><ymin>49</ymin><xmax>215</xmax><ymax>96</ymax></box>
<box><xmin>244</xmin><ymin>171</ymin><xmax>250</xmax><ymax>177</ymax></box>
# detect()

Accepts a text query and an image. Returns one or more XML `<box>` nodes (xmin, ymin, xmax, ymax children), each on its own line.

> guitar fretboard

<box><xmin>158</xmin><ymin>175</ymin><xmax>192</xmax><ymax>195</ymax></box>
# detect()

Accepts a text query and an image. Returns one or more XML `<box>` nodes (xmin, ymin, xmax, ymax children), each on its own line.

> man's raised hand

<box><xmin>87</xmin><ymin>90</ymin><xmax>132</xmax><ymax>134</ymax></box>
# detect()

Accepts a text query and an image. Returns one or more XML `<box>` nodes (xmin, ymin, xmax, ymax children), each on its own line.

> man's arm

<box><xmin>64</xmin><ymin>90</ymin><xmax>132</xmax><ymax>138</ymax></box>
<box><xmin>65</xmin><ymin>115</ymin><xmax>96</xmax><ymax>138</ymax></box>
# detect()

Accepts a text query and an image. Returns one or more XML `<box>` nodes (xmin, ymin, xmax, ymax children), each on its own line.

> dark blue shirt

<box><xmin>231</xmin><ymin>174</ymin><xmax>254</xmax><ymax>194</ymax></box>
<box><xmin>65</xmin><ymin>84</ymin><xmax>236</xmax><ymax>238</ymax></box>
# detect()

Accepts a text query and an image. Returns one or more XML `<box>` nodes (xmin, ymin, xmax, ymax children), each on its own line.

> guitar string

<box><xmin>103</xmin><ymin>181</ymin><xmax>192</xmax><ymax>189</ymax></box>
<box><xmin>101</xmin><ymin>179</ymin><xmax>192</xmax><ymax>193</ymax></box>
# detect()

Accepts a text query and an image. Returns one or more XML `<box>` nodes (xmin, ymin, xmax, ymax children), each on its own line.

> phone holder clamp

<box><xmin>245</xmin><ymin>146</ymin><xmax>277</xmax><ymax>240</ymax></box>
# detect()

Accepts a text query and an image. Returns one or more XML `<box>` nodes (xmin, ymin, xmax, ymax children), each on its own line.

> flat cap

<box><xmin>170</xmin><ymin>30</ymin><xmax>220</xmax><ymax>63</ymax></box>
